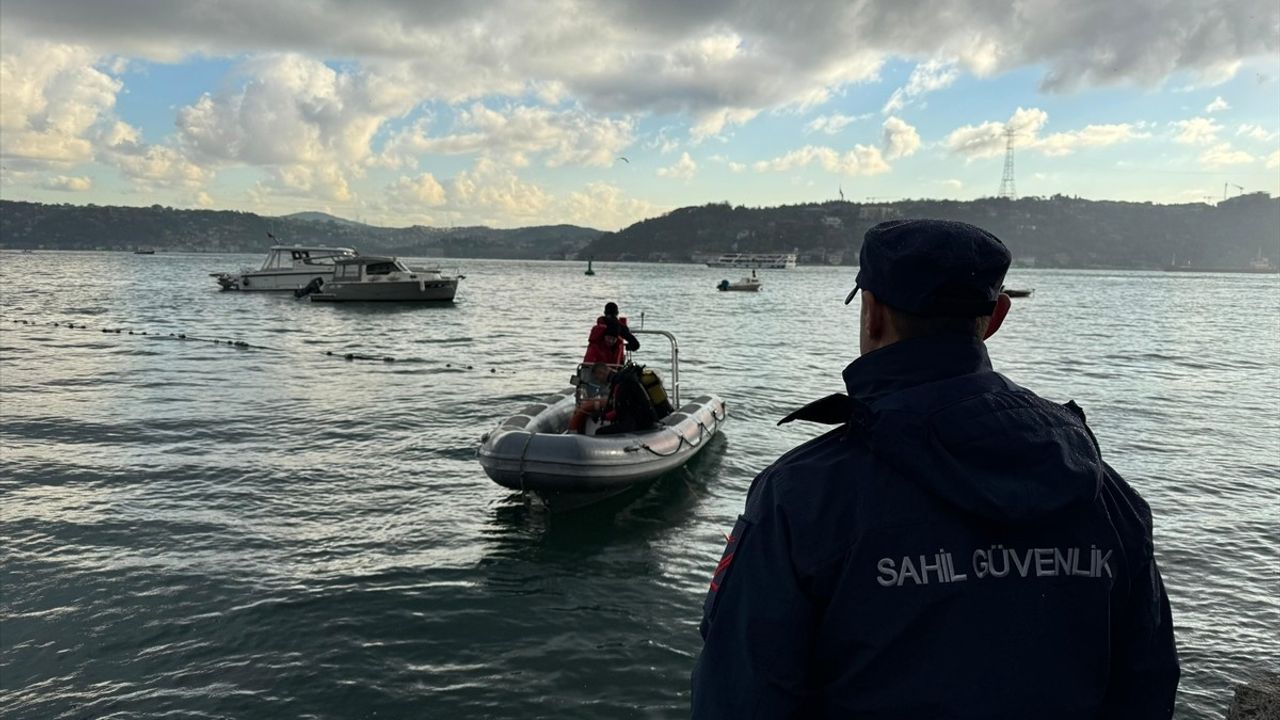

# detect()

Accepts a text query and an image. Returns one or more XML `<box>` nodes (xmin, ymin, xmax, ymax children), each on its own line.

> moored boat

<box><xmin>210</xmin><ymin>245</ymin><xmax>356</xmax><ymax>291</ymax></box>
<box><xmin>717</xmin><ymin>271</ymin><xmax>762</xmax><ymax>292</ymax></box>
<box><xmin>304</xmin><ymin>255</ymin><xmax>461</xmax><ymax>302</ymax></box>
<box><xmin>1002</xmin><ymin>286</ymin><xmax>1034</xmax><ymax>298</ymax></box>
<box><xmin>478</xmin><ymin>330</ymin><xmax>726</xmax><ymax>505</ymax></box>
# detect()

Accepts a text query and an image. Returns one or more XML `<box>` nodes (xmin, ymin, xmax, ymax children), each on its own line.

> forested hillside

<box><xmin>0</xmin><ymin>202</ymin><xmax>601</xmax><ymax>259</ymax></box>
<box><xmin>584</xmin><ymin>194</ymin><xmax>1280</xmax><ymax>270</ymax></box>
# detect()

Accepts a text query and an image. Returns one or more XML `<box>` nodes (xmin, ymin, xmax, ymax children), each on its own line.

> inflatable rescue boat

<box><xmin>478</xmin><ymin>330</ymin><xmax>727</xmax><ymax>501</ymax></box>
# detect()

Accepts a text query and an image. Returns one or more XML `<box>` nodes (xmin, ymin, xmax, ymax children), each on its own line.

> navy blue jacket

<box><xmin>692</xmin><ymin>335</ymin><xmax>1178</xmax><ymax>719</ymax></box>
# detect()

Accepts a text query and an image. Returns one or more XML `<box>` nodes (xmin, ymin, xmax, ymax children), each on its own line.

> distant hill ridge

<box><xmin>580</xmin><ymin>194</ymin><xmax>1280</xmax><ymax>270</ymax></box>
<box><xmin>2</xmin><ymin>195</ymin><xmax>1277</xmax><ymax>270</ymax></box>
<box><xmin>280</xmin><ymin>211</ymin><xmax>369</xmax><ymax>227</ymax></box>
<box><xmin>0</xmin><ymin>201</ymin><xmax>602</xmax><ymax>259</ymax></box>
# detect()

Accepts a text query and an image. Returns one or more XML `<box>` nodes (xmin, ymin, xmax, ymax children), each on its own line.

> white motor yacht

<box><xmin>211</xmin><ymin>245</ymin><xmax>357</xmax><ymax>291</ymax></box>
<box><xmin>302</xmin><ymin>255</ymin><xmax>461</xmax><ymax>302</ymax></box>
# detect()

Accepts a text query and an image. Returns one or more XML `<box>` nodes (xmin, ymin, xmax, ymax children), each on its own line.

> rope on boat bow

<box><xmin>633</xmin><ymin>403</ymin><xmax>727</xmax><ymax>457</ymax></box>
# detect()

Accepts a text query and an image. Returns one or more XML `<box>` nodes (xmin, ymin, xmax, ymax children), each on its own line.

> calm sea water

<box><xmin>2</xmin><ymin>251</ymin><xmax>1277</xmax><ymax>719</ymax></box>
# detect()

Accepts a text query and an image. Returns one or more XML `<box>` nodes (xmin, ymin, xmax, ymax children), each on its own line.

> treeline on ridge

<box><xmin>3</xmin><ymin>193</ymin><xmax>1277</xmax><ymax>270</ymax></box>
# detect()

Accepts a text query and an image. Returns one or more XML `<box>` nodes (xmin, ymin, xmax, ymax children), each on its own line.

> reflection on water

<box><xmin>1</xmin><ymin>251</ymin><xmax>1277</xmax><ymax>719</ymax></box>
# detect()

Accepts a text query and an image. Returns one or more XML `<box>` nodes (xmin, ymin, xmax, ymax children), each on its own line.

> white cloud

<box><xmin>1199</xmin><ymin>143</ymin><xmax>1254</xmax><ymax>168</ymax></box>
<box><xmin>387</xmin><ymin>173</ymin><xmax>447</xmax><ymax>207</ymax></box>
<box><xmin>531</xmin><ymin>80</ymin><xmax>570</xmax><ymax>106</ymax></box>
<box><xmin>1237</xmin><ymin>124</ymin><xmax>1279</xmax><ymax>142</ymax></box>
<box><xmin>375</xmin><ymin>172</ymin><xmax>448</xmax><ymax>225</ymax></box>
<box><xmin>1204</xmin><ymin>96</ymin><xmax>1230</xmax><ymax>113</ymax></box>
<box><xmin>1171</xmin><ymin>117</ymin><xmax>1223</xmax><ymax>145</ymax></box>
<box><xmin>1185</xmin><ymin>61</ymin><xmax>1245</xmax><ymax>90</ymax></box>
<box><xmin>4</xmin><ymin>1</ymin><xmax>1279</xmax><ymax>220</ymax></box>
<box><xmin>645</xmin><ymin>126</ymin><xmax>681</xmax><ymax>154</ymax></box>
<box><xmin>381</xmin><ymin>103</ymin><xmax>634</xmax><ymax>169</ymax></box>
<box><xmin>942</xmin><ymin>178</ymin><xmax>964</xmax><ymax>189</ymax></box>
<box><xmin>559</xmin><ymin>182</ymin><xmax>665</xmax><ymax>230</ymax></box>
<box><xmin>253</xmin><ymin>163</ymin><xmax>352</xmax><ymax>202</ymax></box>
<box><xmin>0</xmin><ymin>39</ymin><xmax>121</xmax><ymax>167</ymax></box>
<box><xmin>102</xmin><ymin>125</ymin><xmax>211</xmax><ymax>189</ymax></box>
<box><xmin>1</xmin><ymin>0</ymin><xmax>1275</xmax><ymax>140</ymax></box>
<box><xmin>883</xmin><ymin>59</ymin><xmax>960</xmax><ymax>114</ymax></box>
<box><xmin>752</xmin><ymin>145</ymin><xmax>890</xmax><ymax>175</ymax></box>
<box><xmin>882</xmin><ymin>116</ymin><xmax>921</xmax><ymax>160</ymax></box>
<box><xmin>171</xmin><ymin>53</ymin><xmax>441</xmax><ymax>202</ymax></box>
<box><xmin>448</xmin><ymin>157</ymin><xmax>553</xmax><ymax>222</ymax></box>
<box><xmin>728</xmin><ymin>161</ymin><xmax>747</xmax><ymax>173</ymax></box>
<box><xmin>40</xmin><ymin>175</ymin><xmax>92</xmax><ymax>191</ymax></box>
<box><xmin>379</xmin><ymin>159</ymin><xmax>661</xmax><ymax>229</ymax></box>
<box><xmin>1266</xmin><ymin>150</ymin><xmax>1280</xmax><ymax>169</ymax></box>
<box><xmin>807</xmin><ymin>113</ymin><xmax>864</xmax><ymax>135</ymax></box>
<box><xmin>690</xmin><ymin>107</ymin><xmax>762</xmax><ymax>141</ymax></box>
<box><xmin>945</xmin><ymin>108</ymin><xmax>1149</xmax><ymax>159</ymax></box>
<box><xmin>944</xmin><ymin>107</ymin><xmax>1049</xmax><ymax>159</ymax></box>
<box><xmin>177</xmin><ymin>54</ymin><xmax>405</xmax><ymax>169</ymax></box>
<box><xmin>656</xmin><ymin>151</ymin><xmax>698</xmax><ymax>181</ymax></box>
<box><xmin>1036</xmin><ymin>123</ymin><xmax>1151</xmax><ymax>156</ymax></box>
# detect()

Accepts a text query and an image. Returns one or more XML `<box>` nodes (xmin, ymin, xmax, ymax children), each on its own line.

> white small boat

<box><xmin>717</xmin><ymin>271</ymin><xmax>762</xmax><ymax>292</ymax></box>
<box><xmin>304</xmin><ymin>255</ymin><xmax>460</xmax><ymax>302</ymax></box>
<box><xmin>478</xmin><ymin>330</ymin><xmax>727</xmax><ymax>505</ymax></box>
<box><xmin>211</xmin><ymin>245</ymin><xmax>356</xmax><ymax>291</ymax></box>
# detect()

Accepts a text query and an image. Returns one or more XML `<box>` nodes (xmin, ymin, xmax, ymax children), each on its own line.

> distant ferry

<box><xmin>705</xmin><ymin>252</ymin><xmax>797</xmax><ymax>269</ymax></box>
<box><xmin>1164</xmin><ymin>249</ymin><xmax>1278</xmax><ymax>274</ymax></box>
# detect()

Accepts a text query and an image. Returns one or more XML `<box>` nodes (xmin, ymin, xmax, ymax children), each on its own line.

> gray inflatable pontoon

<box><xmin>477</xmin><ymin>330</ymin><xmax>727</xmax><ymax>499</ymax></box>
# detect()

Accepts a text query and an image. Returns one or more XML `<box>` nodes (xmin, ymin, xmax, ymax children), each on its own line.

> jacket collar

<box><xmin>843</xmin><ymin>334</ymin><xmax>992</xmax><ymax>405</ymax></box>
<box><xmin>777</xmin><ymin>335</ymin><xmax>992</xmax><ymax>426</ymax></box>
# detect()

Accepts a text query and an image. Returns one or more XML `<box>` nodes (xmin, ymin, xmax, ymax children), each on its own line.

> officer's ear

<box><xmin>982</xmin><ymin>293</ymin><xmax>1012</xmax><ymax>340</ymax></box>
<box><xmin>861</xmin><ymin>290</ymin><xmax>889</xmax><ymax>345</ymax></box>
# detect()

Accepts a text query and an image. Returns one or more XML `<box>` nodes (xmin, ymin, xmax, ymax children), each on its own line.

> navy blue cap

<box><xmin>844</xmin><ymin>219</ymin><xmax>1011</xmax><ymax>317</ymax></box>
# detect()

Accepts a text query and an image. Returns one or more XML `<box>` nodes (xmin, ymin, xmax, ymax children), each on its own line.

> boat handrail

<box><xmin>629</xmin><ymin>329</ymin><xmax>679</xmax><ymax>407</ymax></box>
<box><xmin>570</xmin><ymin>362</ymin><xmax>625</xmax><ymax>386</ymax></box>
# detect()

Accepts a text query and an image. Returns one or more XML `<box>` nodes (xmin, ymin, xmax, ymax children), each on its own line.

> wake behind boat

<box><xmin>478</xmin><ymin>329</ymin><xmax>726</xmax><ymax>506</ymax></box>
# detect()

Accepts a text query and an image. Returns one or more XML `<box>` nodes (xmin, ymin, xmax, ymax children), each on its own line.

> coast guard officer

<box><xmin>692</xmin><ymin>219</ymin><xmax>1179</xmax><ymax>719</ymax></box>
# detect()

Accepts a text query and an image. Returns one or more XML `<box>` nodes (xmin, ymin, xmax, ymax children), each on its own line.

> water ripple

<box><xmin>1</xmin><ymin>254</ymin><xmax>1277</xmax><ymax>719</ymax></box>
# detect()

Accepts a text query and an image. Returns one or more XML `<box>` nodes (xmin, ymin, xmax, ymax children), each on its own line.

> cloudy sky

<box><xmin>1</xmin><ymin>0</ymin><xmax>1278</xmax><ymax>229</ymax></box>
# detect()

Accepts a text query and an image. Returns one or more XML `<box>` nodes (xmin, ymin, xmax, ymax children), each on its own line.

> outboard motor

<box><xmin>294</xmin><ymin>277</ymin><xmax>324</xmax><ymax>298</ymax></box>
<box><xmin>717</xmin><ymin>279</ymin><xmax>730</xmax><ymax>291</ymax></box>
